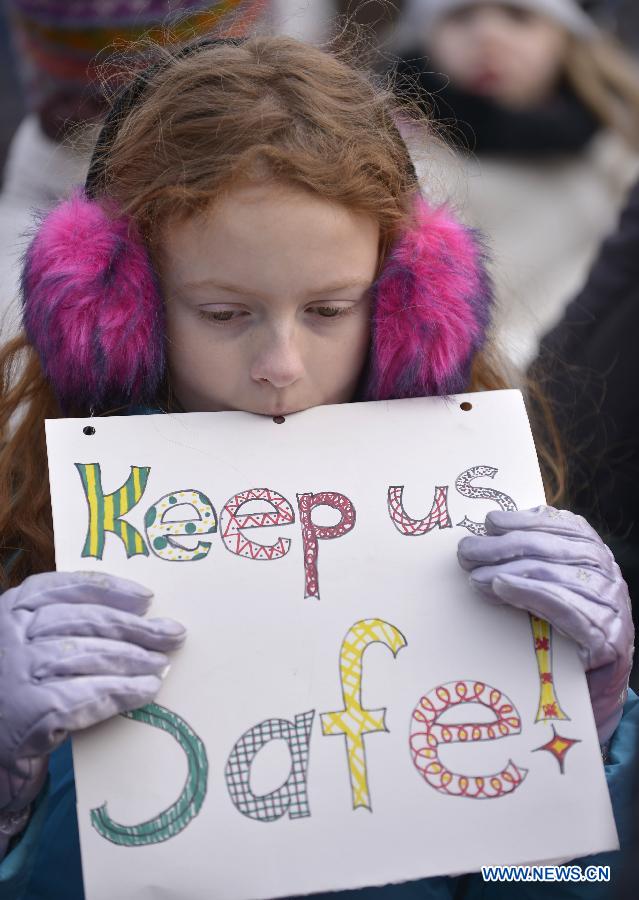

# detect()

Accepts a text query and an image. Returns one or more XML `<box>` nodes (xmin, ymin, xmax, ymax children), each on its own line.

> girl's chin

<box><xmin>179</xmin><ymin>392</ymin><xmax>331</xmax><ymax>416</ymax></box>
<box><xmin>262</xmin><ymin>405</ymin><xmax>310</xmax><ymax>417</ymax></box>
<box><xmin>202</xmin><ymin>402</ymin><xmax>313</xmax><ymax>417</ymax></box>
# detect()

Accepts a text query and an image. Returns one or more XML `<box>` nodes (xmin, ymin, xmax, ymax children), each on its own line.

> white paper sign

<box><xmin>45</xmin><ymin>391</ymin><xmax>618</xmax><ymax>900</ymax></box>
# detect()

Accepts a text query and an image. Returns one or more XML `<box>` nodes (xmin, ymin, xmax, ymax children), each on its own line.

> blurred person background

<box><xmin>391</xmin><ymin>0</ymin><xmax>639</xmax><ymax>368</ymax></box>
<box><xmin>529</xmin><ymin>174</ymin><xmax>639</xmax><ymax>688</ymax></box>
<box><xmin>0</xmin><ymin>3</ymin><xmax>24</xmax><ymax>176</ymax></box>
<box><xmin>599</xmin><ymin>0</ymin><xmax>639</xmax><ymax>54</ymax></box>
<box><xmin>334</xmin><ymin>0</ymin><xmax>406</xmax><ymax>44</ymax></box>
<box><xmin>273</xmin><ymin>0</ymin><xmax>334</xmax><ymax>39</ymax></box>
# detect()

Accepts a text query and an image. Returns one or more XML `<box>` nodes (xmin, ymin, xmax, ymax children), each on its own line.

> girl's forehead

<box><xmin>158</xmin><ymin>182</ymin><xmax>380</xmax><ymax>292</ymax></box>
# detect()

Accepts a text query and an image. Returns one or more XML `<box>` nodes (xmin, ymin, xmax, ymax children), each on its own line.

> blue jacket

<box><xmin>2</xmin><ymin>691</ymin><xmax>638</xmax><ymax>900</ymax></box>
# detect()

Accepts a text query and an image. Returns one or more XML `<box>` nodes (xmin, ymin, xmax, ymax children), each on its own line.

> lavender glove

<box><xmin>457</xmin><ymin>506</ymin><xmax>635</xmax><ymax>745</ymax></box>
<box><xmin>0</xmin><ymin>570</ymin><xmax>186</xmax><ymax>817</ymax></box>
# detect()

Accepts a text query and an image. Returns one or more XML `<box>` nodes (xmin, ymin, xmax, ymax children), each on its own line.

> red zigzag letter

<box><xmin>387</xmin><ymin>485</ymin><xmax>451</xmax><ymax>535</ymax></box>
<box><xmin>220</xmin><ymin>488</ymin><xmax>295</xmax><ymax>561</ymax></box>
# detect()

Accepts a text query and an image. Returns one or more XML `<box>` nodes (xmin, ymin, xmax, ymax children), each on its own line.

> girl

<box><xmin>392</xmin><ymin>0</ymin><xmax>639</xmax><ymax>366</ymax></box>
<box><xmin>0</xmin><ymin>33</ymin><xmax>636</xmax><ymax>900</ymax></box>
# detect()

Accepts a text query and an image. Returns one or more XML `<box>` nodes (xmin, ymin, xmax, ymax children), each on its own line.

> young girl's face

<box><xmin>428</xmin><ymin>3</ymin><xmax>568</xmax><ymax>109</ymax></box>
<box><xmin>160</xmin><ymin>182</ymin><xmax>379</xmax><ymax>416</ymax></box>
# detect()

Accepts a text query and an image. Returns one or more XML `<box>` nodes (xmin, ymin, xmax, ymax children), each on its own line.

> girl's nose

<box><xmin>250</xmin><ymin>329</ymin><xmax>305</xmax><ymax>389</ymax></box>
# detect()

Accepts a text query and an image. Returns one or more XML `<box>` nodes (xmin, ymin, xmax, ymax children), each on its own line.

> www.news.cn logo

<box><xmin>481</xmin><ymin>865</ymin><xmax>611</xmax><ymax>883</ymax></box>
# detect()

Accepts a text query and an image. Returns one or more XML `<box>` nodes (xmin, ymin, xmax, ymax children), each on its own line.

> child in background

<box><xmin>392</xmin><ymin>0</ymin><xmax>639</xmax><ymax>366</ymax></box>
<box><xmin>0</xmin><ymin>33</ymin><xmax>636</xmax><ymax>900</ymax></box>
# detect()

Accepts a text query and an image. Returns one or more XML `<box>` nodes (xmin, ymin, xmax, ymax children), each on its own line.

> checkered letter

<box><xmin>224</xmin><ymin>711</ymin><xmax>315</xmax><ymax>821</ymax></box>
<box><xmin>387</xmin><ymin>485</ymin><xmax>452</xmax><ymax>535</ymax></box>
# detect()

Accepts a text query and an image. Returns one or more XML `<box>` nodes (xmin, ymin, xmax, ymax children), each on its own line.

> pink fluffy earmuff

<box><xmin>21</xmin><ymin>42</ymin><xmax>493</xmax><ymax>413</ymax></box>
<box><xmin>22</xmin><ymin>192</ymin><xmax>165</xmax><ymax>412</ymax></box>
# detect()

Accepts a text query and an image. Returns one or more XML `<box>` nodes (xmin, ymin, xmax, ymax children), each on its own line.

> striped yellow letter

<box><xmin>76</xmin><ymin>463</ymin><xmax>150</xmax><ymax>559</ymax></box>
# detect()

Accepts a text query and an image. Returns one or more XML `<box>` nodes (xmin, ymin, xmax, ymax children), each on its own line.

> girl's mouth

<box><xmin>472</xmin><ymin>70</ymin><xmax>502</xmax><ymax>92</ymax></box>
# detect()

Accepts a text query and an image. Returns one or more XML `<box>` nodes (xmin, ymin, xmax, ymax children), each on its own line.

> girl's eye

<box><xmin>196</xmin><ymin>304</ymin><xmax>356</xmax><ymax>324</ymax></box>
<box><xmin>310</xmin><ymin>305</ymin><xmax>352</xmax><ymax>319</ymax></box>
<box><xmin>447</xmin><ymin>7</ymin><xmax>479</xmax><ymax>25</ymax></box>
<box><xmin>198</xmin><ymin>309</ymin><xmax>247</xmax><ymax>323</ymax></box>
<box><xmin>503</xmin><ymin>6</ymin><xmax>535</xmax><ymax>24</ymax></box>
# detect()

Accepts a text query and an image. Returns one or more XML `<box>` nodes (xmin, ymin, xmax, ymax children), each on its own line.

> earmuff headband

<box><xmin>85</xmin><ymin>37</ymin><xmax>246</xmax><ymax>199</ymax></box>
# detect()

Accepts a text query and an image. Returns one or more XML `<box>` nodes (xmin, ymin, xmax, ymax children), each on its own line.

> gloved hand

<box><xmin>457</xmin><ymin>506</ymin><xmax>634</xmax><ymax>745</ymax></box>
<box><xmin>0</xmin><ymin>570</ymin><xmax>186</xmax><ymax>814</ymax></box>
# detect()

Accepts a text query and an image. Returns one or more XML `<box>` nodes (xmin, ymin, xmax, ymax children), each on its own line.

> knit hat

<box><xmin>403</xmin><ymin>0</ymin><xmax>596</xmax><ymax>38</ymax></box>
<box><xmin>6</xmin><ymin>1</ymin><xmax>270</xmax><ymax>112</ymax></box>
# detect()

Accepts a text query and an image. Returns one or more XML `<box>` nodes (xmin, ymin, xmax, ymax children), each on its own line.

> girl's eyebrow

<box><xmin>181</xmin><ymin>278</ymin><xmax>372</xmax><ymax>296</ymax></box>
<box><xmin>308</xmin><ymin>278</ymin><xmax>372</xmax><ymax>295</ymax></box>
<box><xmin>181</xmin><ymin>280</ymin><xmax>254</xmax><ymax>295</ymax></box>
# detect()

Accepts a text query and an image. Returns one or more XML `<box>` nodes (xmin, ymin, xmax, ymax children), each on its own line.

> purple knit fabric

<box><xmin>6</xmin><ymin>0</ymin><xmax>270</xmax><ymax>108</ymax></box>
<box><xmin>9</xmin><ymin>1</ymin><xmax>250</xmax><ymax>25</ymax></box>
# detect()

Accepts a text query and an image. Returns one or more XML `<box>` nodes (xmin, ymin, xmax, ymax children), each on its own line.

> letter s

<box><xmin>455</xmin><ymin>465</ymin><xmax>516</xmax><ymax>535</ymax></box>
